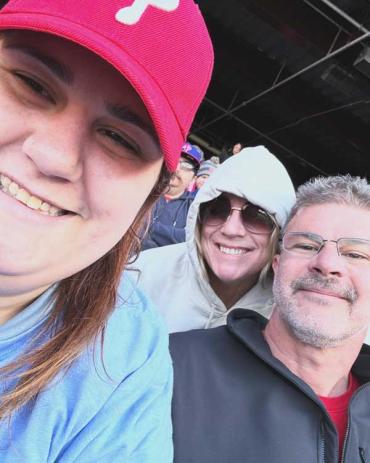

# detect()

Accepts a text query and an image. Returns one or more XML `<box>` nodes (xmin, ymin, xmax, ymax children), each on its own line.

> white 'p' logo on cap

<box><xmin>116</xmin><ymin>0</ymin><xmax>180</xmax><ymax>25</ymax></box>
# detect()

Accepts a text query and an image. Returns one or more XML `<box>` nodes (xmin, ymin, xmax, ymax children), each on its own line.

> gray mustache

<box><xmin>291</xmin><ymin>274</ymin><xmax>358</xmax><ymax>304</ymax></box>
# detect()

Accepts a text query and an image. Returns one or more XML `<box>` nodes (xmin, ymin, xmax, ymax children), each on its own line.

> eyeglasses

<box><xmin>281</xmin><ymin>232</ymin><xmax>370</xmax><ymax>264</ymax></box>
<box><xmin>178</xmin><ymin>160</ymin><xmax>196</xmax><ymax>172</ymax></box>
<box><xmin>199</xmin><ymin>195</ymin><xmax>277</xmax><ymax>234</ymax></box>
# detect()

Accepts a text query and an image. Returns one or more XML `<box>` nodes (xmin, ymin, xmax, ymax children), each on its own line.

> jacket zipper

<box><xmin>320</xmin><ymin>421</ymin><xmax>326</xmax><ymax>463</ymax></box>
<box><xmin>341</xmin><ymin>383</ymin><xmax>370</xmax><ymax>463</ymax></box>
<box><xmin>340</xmin><ymin>420</ymin><xmax>350</xmax><ymax>463</ymax></box>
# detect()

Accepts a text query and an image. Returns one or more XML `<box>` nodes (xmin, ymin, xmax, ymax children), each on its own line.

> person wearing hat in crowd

<box><xmin>195</xmin><ymin>158</ymin><xmax>218</xmax><ymax>191</ymax></box>
<box><xmin>0</xmin><ymin>0</ymin><xmax>213</xmax><ymax>460</ymax></box>
<box><xmin>219</xmin><ymin>141</ymin><xmax>245</xmax><ymax>163</ymax></box>
<box><xmin>141</xmin><ymin>141</ymin><xmax>203</xmax><ymax>250</ymax></box>
<box><xmin>133</xmin><ymin>146</ymin><xmax>296</xmax><ymax>333</ymax></box>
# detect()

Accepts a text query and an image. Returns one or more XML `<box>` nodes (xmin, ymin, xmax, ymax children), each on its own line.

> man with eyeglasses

<box><xmin>141</xmin><ymin>141</ymin><xmax>203</xmax><ymax>249</ymax></box>
<box><xmin>170</xmin><ymin>175</ymin><xmax>370</xmax><ymax>463</ymax></box>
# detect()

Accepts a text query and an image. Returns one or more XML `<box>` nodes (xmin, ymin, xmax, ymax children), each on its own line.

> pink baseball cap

<box><xmin>0</xmin><ymin>0</ymin><xmax>214</xmax><ymax>172</ymax></box>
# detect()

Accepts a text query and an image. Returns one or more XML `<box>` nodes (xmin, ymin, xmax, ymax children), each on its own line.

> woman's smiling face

<box><xmin>0</xmin><ymin>30</ymin><xmax>163</xmax><ymax>300</ymax></box>
<box><xmin>200</xmin><ymin>193</ymin><xmax>271</xmax><ymax>288</ymax></box>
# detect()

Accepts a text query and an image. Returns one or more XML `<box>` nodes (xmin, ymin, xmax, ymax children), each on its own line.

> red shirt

<box><xmin>319</xmin><ymin>373</ymin><xmax>360</xmax><ymax>460</ymax></box>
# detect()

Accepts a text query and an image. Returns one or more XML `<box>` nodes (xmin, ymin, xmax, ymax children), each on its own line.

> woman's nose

<box><xmin>22</xmin><ymin>112</ymin><xmax>86</xmax><ymax>182</ymax></box>
<box><xmin>220</xmin><ymin>208</ymin><xmax>246</xmax><ymax>237</ymax></box>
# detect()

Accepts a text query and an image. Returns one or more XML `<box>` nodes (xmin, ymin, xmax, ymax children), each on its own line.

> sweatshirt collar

<box><xmin>0</xmin><ymin>286</ymin><xmax>55</xmax><ymax>347</ymax></box>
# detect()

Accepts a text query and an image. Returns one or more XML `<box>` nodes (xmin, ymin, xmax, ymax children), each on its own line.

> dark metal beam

<box><xmin>195</xmin><ymin>30</ymin><xmax>370</xmax><ymax>132</ymax></box>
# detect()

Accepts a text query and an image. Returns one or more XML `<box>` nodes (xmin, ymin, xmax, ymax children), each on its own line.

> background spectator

<box><xmin>232</xmin><ymin>142</ymin><xmax>244</xmax><ymax>155</ymax></box>
<box><xmin>219</xmin><ymin>141</ymin><xmax>245</xmax><ymax>162</ymax></box>
<box><xmin>141</xmin><ymin>142</ymin><xmax>203</xmax><ymax>250</ymax></box>
<box><xmin>195</xmin><ymin>159</ymin><xmax>218</xmax><ymax>190</ymax></box>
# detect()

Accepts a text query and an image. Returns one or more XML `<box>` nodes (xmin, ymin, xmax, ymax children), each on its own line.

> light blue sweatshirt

<box><xmin>0</xmin><ymin>274</ymin><xmax>173</xmax><ymax>462</ymax></box>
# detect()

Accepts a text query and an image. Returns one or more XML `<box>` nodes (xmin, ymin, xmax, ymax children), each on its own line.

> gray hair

<box><xmin>283</xmin><ymin>174</ymin><xmax>370</xmax><ymax>233</ymax></box>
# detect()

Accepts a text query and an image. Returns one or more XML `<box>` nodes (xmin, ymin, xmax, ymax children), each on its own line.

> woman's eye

<box><xmin>256</xmin><ymin>211</ymin><xmax>272</xmax><ymax>225</ymax></box>
<box><xmin>13</xmin><ymin>72</ymin><xmax>55</xmax><ymax>103</ymax></box>
<box><xmin>97</xmin><ymin>128</ymin><xmax>141</xmax><ymax>157</ymax></box>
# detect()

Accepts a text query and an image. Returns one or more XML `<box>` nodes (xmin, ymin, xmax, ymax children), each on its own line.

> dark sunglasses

<box><xmin>199</xmin><ymin>195</ymin><xmax>277</xmax><ymax>234</ymax></box>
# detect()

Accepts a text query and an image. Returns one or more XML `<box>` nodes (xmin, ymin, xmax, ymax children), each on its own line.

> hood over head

<box><xmin>186</xmin><ymin>145</ymin><xmax>296</xmax><ymax>240</ymax></box>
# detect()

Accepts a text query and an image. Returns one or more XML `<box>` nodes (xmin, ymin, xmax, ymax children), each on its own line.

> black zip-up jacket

<box><xmin>170</xmin><ymin>309</ymin><xmax>370</xmax><ymax>463</ymax></box>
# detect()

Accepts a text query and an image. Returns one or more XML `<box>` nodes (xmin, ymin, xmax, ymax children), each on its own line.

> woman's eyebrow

<box><xmin>107</xmin><ymin>104</ymin><xmax>159</xmax><ymax>147</ymax></box>
<box><xmin>4</xmin><ymin>44</ymin><xmax>74</xmax><ymax>85</ymax></box>
<box><xmin>4</xmin><ymin>44</ymin><xmax>160</xmax><ymax>148</ymax></box>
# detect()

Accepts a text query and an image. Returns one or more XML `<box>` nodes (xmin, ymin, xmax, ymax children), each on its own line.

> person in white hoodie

<box><xmin>132</xmin><ymin>146</ymin><xmax>296</xmax><ymax>333</ymax></box>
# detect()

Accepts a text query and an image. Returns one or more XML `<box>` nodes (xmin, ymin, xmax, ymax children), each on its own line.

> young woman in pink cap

<box><xmin>0</xmin><ymin>0</ymin><xmax>213</xmax><ymax>460</ymax></box>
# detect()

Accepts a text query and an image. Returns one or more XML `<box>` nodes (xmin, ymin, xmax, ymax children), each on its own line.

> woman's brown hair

<box><xmin>0</xmin><ymin>164</ymin><xmax>171</xmax><ymax>418</ymax></box>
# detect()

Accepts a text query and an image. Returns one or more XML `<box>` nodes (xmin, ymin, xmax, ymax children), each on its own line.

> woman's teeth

<box><xmin>0</xmin><ymin>174</ymin><xmax>65</xmax><ymax>216</ymax></box>
<box><xmin>219</xmin><ymin>245</ymin><xmax>247</xmax><ymax>255</ymax></box>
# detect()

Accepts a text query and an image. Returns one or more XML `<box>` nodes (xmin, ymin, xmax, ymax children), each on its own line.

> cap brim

<box><xmin>0</xmin><ymin>13</ymin><xmax>183</xmax><ymax>171</ymax></box>
<box><xmin>181</xmin><ymin>153</ymin><xmax>200</xmax><ymax>168</ymax></box>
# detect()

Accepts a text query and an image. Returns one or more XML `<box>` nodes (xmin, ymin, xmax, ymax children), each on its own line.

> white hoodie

<box><xmin>132</xmin><ymin>146</ymin><xmax>296</xmax><ymax>333</ymax></box>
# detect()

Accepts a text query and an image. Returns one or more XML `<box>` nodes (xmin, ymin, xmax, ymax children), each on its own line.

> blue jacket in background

<box><xmin>142</xmin><ymin>191</ymin><xmax>195</xmax><ymax>250</ymax></box>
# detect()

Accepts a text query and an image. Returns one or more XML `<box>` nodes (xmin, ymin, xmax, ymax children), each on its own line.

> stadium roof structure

<box><xmin>193</xmin><ymin>0</ymin><xmax>370</xmax><ymax>185</ymax></box>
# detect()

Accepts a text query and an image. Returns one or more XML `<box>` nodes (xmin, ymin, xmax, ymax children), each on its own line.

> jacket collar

<box><xmin>227</xmin><ymin>309</ymin><xmax>370</xmax><ymax>387</ymax></box>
